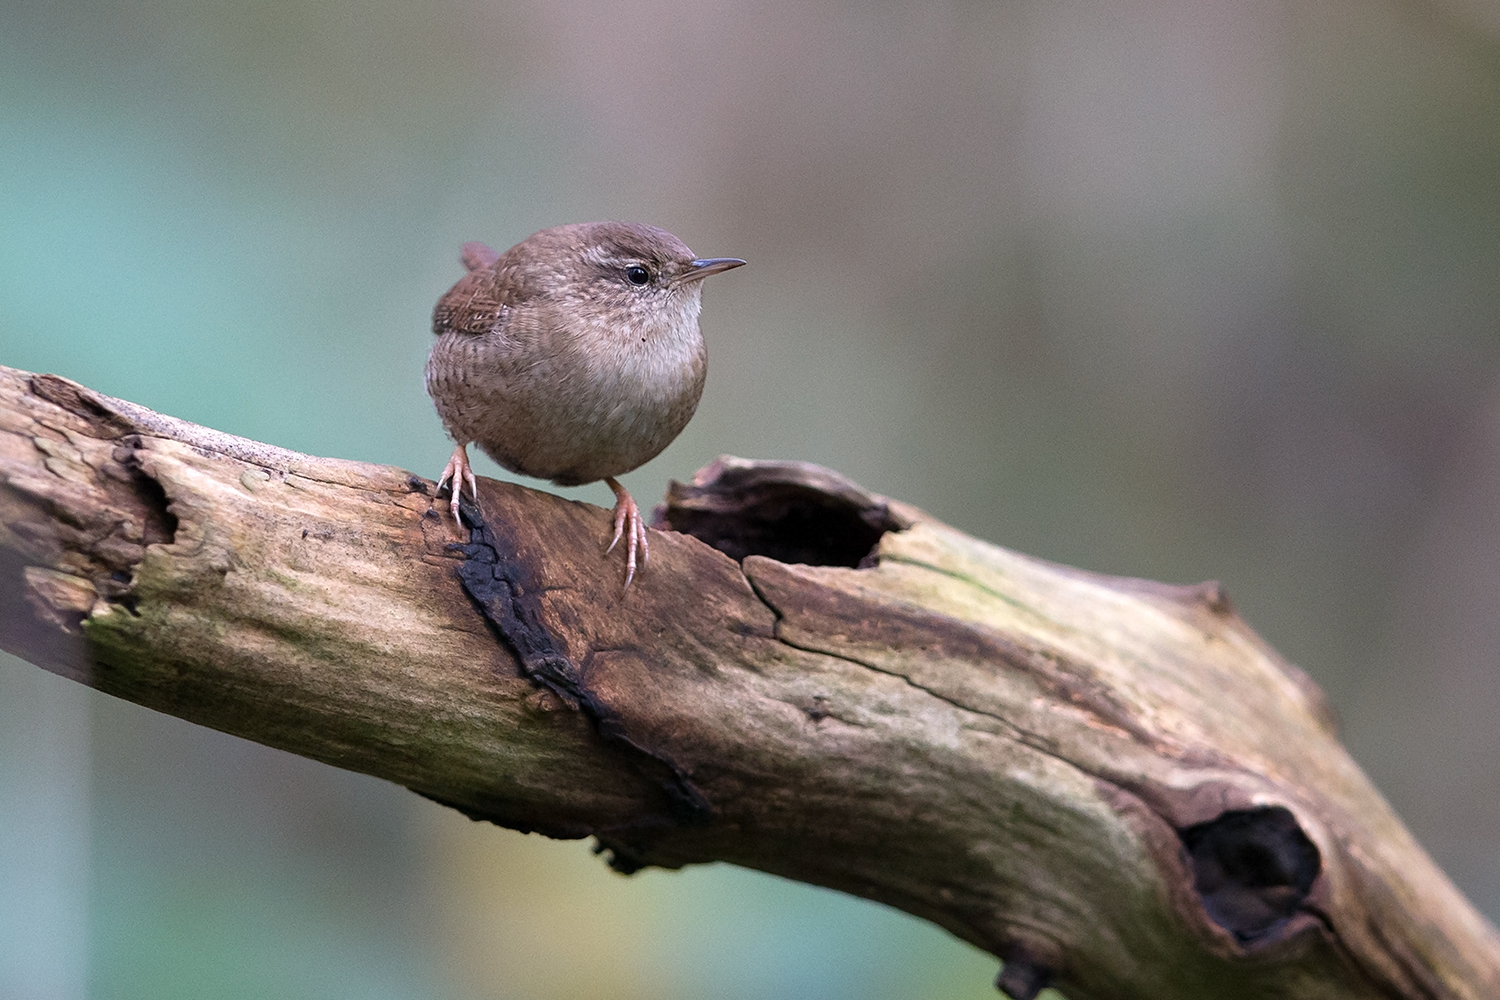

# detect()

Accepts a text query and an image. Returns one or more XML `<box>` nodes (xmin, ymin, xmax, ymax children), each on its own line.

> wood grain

<box><xmin>2</xmin><ymin>364</ymin><xmax>1495</xmax><ymax>1000</ymax></box>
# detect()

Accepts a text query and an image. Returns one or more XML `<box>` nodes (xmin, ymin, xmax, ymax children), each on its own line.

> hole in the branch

<box><xmin>118</xmin><ymin>438</ymin><xmax>178</xmax><ymax>546</ymax></box>
<box><xmin>658</xmin><ymin>458</ymin><xmax>909</xmax><ymax>568</ymax></box>
<box><xmin>129</xmin><ymin>466</ymin><xmax>178</xmax><ymax>546</ymax></box>
<box><xmin>1179</xmin><ymin>806</ymin><xmax>1320</xmax><ymax>943</ymax></box>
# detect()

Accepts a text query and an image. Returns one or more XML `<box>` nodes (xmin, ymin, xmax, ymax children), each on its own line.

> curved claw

<box><xmin>437</xmin><ymin>444</ymin><xmax>478</xmax><ymax>522</ymax></box>
<box><xmin>605</xmin><ymin>477</ymin><xmax>649</xmax><ymax>589</ymax></box>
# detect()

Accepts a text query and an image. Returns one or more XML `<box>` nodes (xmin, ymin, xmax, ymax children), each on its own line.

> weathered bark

<box><xmin>1</xmin><ymin>363</ymin><xmax>1495</xmax><ymax>1000</ymax></box>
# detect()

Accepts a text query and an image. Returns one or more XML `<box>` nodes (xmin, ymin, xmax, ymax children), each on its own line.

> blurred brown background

<box><xmin>2</xmin><ymin>1</ymin><xmax>1498</xmax><ymax>998</ymax></box>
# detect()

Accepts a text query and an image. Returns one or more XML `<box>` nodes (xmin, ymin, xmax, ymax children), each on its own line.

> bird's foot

<box><xmin>604</xmin><ymin>477</ymin><xmax>649</xmax><ymax>589</ymax></box>
<box><xmin>436</xmin><ymin>443</ymin><xmax>479</xmax><ymax>522</ymax></box>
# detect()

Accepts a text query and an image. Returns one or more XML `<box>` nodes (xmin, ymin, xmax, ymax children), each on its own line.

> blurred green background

<box><xmin>3</xmin><ymin>0</ymin><xmax>1499</xmax><ymax>997</ymax></box>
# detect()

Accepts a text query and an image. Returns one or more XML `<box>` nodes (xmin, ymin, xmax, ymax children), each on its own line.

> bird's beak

<box><xmin>679</xmin><ymin>257</ymin><xmax>747</xmax><ymax>283</ymax></box>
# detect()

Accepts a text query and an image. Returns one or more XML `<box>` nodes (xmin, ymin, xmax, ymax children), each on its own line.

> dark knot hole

<box><xmin>1179</xmin><ymin>806</ymin><xmax>1321</xmax><ymax>943</ymax></box>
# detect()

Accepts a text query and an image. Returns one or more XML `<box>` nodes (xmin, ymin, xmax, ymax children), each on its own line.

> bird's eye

<box><xmin>624</xmin><ymin>265</ymin><xmax>651</xmax><ymax>286</ymax></box>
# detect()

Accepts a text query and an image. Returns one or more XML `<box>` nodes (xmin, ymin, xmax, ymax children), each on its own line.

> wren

<box><xmin>425</xmin><ymin>221</ymin><xmax>745</xmax><ymax>588</ymax></box>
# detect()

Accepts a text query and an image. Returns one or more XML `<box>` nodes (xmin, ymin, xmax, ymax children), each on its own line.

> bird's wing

<box><xmin>432</xmin><ymin>269</ymin><xmax>511</xmax><ymax>336</ymax></box>
<box><xmin>433</xmin><ymin>236</ymin><xmax>529</xmax><ymax>339</ymax></box>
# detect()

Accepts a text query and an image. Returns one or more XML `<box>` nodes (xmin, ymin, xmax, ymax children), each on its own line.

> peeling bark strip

<box><xmin>1</xmin><ymin>365</ymin><xmax>1498</xmax><ymax>1000</ymax></box>
<box><xmin>455</xmin><ymin>498</ymin><xmax>714</xmax><ymax>852</ymax></box>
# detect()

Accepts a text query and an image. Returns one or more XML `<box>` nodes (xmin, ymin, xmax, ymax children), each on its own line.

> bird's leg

<box><xmin>604</xmin><ymin>476</ymin><xmax>649</xmax><ymax>589</ymax></box>
<box><xmin>436</xmin><ymin>443</ymin><xmax>478</xmax><ymax>521</ymax></box>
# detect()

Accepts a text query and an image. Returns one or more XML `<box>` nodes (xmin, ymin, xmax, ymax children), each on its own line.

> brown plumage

<box><xmin>426</xmin><ymin>221</ymin><xmax>744</xmax><ymax>587</ymax></box>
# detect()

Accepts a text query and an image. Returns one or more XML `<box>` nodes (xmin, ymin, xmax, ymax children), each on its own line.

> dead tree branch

<box><xmin>1</xmin><ymin>364</ymin><xmax>1496</xmax><ymax>1000</ymax></box>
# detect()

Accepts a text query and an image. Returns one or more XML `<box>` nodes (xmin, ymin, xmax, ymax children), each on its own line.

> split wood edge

<box><xmin>1</xmin><ymin>363</ymin><xmax>1497</xmax><ymax>1000</ymax></box>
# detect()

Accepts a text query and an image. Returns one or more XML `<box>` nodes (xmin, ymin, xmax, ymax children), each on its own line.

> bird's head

<box><xmin>507</xmin><ymin>221</ymin><xmax>745</xmax><ymax>343</ymax></box>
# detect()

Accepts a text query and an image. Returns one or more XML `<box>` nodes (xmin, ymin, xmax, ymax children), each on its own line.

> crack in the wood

<box><xmin>755</xmin><ymin>562</ymin><xmax>1165</xmax><ymax>752</ymax></box>
<box><xmin>743</xmin><ymin>571</ymin><xmax>1092</xmax><ymax>780</ymax></box>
